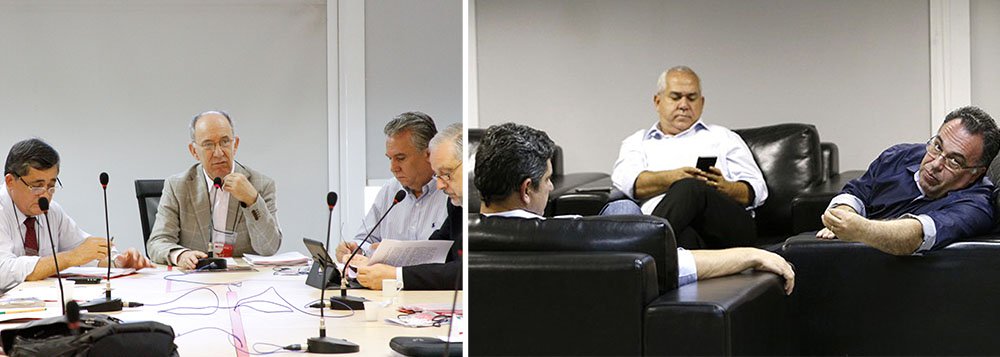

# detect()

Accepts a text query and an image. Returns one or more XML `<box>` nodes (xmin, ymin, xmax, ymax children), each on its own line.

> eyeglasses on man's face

<box><xmin>925</xmin><ymin>136</ymin><xmax>984</xmax><ymax>172</ymax></box>
<box><xmin>197</xmin><ymin>137</ymin><xmax>234</xmax><ymax>152</ymax></box>
<box><xmin>432</xmin><ymin>162</ymin><xmax>463</xmax><ymax>183</ymax></box>
<box><xmin>18</xmin><ymin>176</ymin><xmax>61</xmax><ymax>196</ymax></box>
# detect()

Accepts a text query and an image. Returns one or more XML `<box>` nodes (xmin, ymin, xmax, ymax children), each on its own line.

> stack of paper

<box><xmin>243</xmin><ymin>252</ymin><xmax>309</xmax><ymax>266</ymax></box>
<box><xmin>59</xmin><ymin>267</ymin><xmax>136</xmax><ymax>279</ymax></box>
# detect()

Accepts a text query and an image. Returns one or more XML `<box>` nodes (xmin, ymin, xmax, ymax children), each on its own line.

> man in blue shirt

<box><xmin>818</xmin><ymin>106</ymin><xmax>999</xmax><ymax>255</ymax></box>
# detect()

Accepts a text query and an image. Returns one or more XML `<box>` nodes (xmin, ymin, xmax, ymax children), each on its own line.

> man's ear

<box><xmin>519</xmin><ymin>177</ymin><xmax>534</xmax><ymax>205</ymax></box>
<box><xmin>188</xmin><ymin>143</ymin><xmax>199</xmax><ymax>161</ymax></box>
<box><xmin>4</xmin><ymin>174</ymin><xmax>13</xmax><ymax>187</ymax></box>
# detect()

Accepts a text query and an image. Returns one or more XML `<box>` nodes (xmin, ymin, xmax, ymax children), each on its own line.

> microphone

<box><xmin>306</xmin><ymin>192</ymin><xmax>359</xmax><ymax>354</ymax></box>
<box><xmin>66</xmin><ymin>300</ymin><xmax>81</xmax><ymax>335</ymax></box>
<box><xmin>330</xmin><ymin>190</ymin><xmax>406</xmax><ymax>311</ymax></box>
<box><xmin>79</xmin><ymin>172</ymin><xmax>123</xmax><ymax>312</ymax></box>
<box><xmin>325</xmin><ymin>192</ymin><xmax>338</xmax><ymax>250</ymax></box>
<box><xmin>195</xmin><ymin>177</ymin><xmax>227</xmax><ymax>270</ymax></box>
<box><xmin>38</xmin><ymin>197</ymin><xmax>66</xmax><ymax>315</ymax></box>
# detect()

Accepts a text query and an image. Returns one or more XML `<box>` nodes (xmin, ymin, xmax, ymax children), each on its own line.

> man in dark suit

<box><xmin>352</xmin><ymin>122</ymin><xmax>463</xmax><ymax>290</ymax></box>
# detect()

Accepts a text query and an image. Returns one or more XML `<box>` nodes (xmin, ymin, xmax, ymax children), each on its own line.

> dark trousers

<box><xmin>650</xmin><ymin>178</ymin><xmax>757</xmax><ymax>249</ymax></box>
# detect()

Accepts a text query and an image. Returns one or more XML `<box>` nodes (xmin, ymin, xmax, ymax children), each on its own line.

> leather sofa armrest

<box><xmin>821</xmin><ymin>142</ymin><xmax>839</xmax><ymax>181</ymax></box>
<box><xmin>550</xmin><ymin>177</ymin><xmax>615</xmax><ymax>216</ymax></box>
<box><xmin>545</xmin><ymin>173</ymin><xmax>609</xmax><ymax>216</ymax></box>
<box><xmin>469</xmin><ymin>252</ymin><xmax>658</xmax><ymax>356</ymax></box>
<box><xmin>643</xmin><ymin>272</ymin><xmax>792</xmax><ymax>356</ymax></box>
<box><xmin>789</xmin><ymin>170</ymin><xmax>865</xmax><ymax>233</ymax></box>
<box><xmin>781</xmin><ymin>234</ymin><xmax>1000</xmax><ymax>355</ymax></box>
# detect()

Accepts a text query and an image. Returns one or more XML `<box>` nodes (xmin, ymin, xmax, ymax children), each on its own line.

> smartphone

<box><xmin>696</xmin><ymin>156</ymin><xmax>717</xmax><ymax>172</ymax></box>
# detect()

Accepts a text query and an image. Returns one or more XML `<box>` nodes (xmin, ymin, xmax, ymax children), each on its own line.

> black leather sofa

<box><xmin>551</xmin><ymin>123</ymin><xmax>863</xmax><ymax>244</ymax></box>
<box><xmin>469</xmin><ymin>214</ymin><xmax>792</xmax><ymax>356</ymax></box>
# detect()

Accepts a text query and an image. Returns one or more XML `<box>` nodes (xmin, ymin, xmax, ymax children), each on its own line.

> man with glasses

<box><xmin>147</xmin><ymin>111</ymin><xmax>282</xmax><ymax>269</ymax></box>
<box><xmin>349</xmin><ymin>123</ymin><xmax>463</xmax><ymax>290</ymax></box>
<box><xmin>0</xmin><ymin>139</ymin><xmax>152</xmax><ymax>289</ymax></box>
<box><xmin>334</xmin><ymin>112</ymin><xmax>448</xmax><ymax>264</ymax></box>
<box><xmin>818</xmin><ymin>106</ymin><xmax>999</xmax><ymax>255</ymax></box>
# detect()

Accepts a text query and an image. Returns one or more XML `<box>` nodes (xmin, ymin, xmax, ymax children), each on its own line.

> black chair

<box><xmin>134</xmin><ymin>179</ymin><xmax>164</xmax><ymax>258</ymax></box>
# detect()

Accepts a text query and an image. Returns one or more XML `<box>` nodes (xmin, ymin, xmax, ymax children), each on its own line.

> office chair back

<box><xmin>134</xmin><ymin>179</ymin><xmax>164</xmax><ymax>258</ymax></box>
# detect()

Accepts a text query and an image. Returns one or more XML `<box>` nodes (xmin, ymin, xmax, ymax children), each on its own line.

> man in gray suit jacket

<box><xmin>146</xmin><ymin>111</ymin><xmax>282</xmax><ymax>269</ymax></box>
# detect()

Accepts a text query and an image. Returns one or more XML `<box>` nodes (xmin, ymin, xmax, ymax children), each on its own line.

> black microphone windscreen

<box><xmin>38</xmin><ymin>197</ymin><xmax>49</xmax><ymax>211</ymax></box>
<box><xmin>327</xmin><ymin>192</ymin><xmax>338</xmax><ymax>208</ymax></box>
<box><xmin>66</xmin><ymin>301</ymin><xmax>80</xmax><ymax>321</ymax></box>
<box><xmin>393</xmin><ymin>190</ymin><xmax>406</xmax><ymax>204</ymax></box>
<box><xmin>99</xmin><ymin>172</ymin><xmax>109</xmax><ymax>186</ymax></box>
<box><xmin>213</xmin><ymin>177</ymin><xmax>223</xmax><ymax>188</ymax></box>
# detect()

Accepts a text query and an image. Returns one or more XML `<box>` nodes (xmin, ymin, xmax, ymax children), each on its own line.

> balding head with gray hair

<box><xmin>384</xmin><ymin>111</ymin><xmax>438</xmax><ymax>152</ymax></box>
<box><xmin>190</xmin><ymin>110</ymin><xmax>234</xmax><ymax>141</ymax></box>
<box><xmin>656</xmin><ymin>65</ymin><xmax>701</xmax><ymax>95</ymax></box>
<box><xmin>429</xmin><ymin>122</ymin><xmax>463</xmax><ymax>162</ymax></box>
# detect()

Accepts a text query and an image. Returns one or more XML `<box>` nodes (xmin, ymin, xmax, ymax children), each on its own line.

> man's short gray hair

<box><xmin>190</xmin><ymin>110</ymin><xmax>234</xmax><ymax>141</ymax></box>
<box><xmin>429</xmin><ymin>122</ymin><xmax>463</xmax><ymax>162</ymax></box>
<box><xmin>384</xmin><ymin>111</ymin><xmax>438</xmax><ymax>151</ymax></box>
<box><xmin>656</xmin><ymin>65</ymin><xmax>701</xmax><ymax>94</ymax></box>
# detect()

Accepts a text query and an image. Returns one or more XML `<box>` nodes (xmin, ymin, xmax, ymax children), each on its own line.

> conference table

<box><xmin>0</xmin><ymin>263</ymin><xmax>463</xmax><ymax>356</ymax></box>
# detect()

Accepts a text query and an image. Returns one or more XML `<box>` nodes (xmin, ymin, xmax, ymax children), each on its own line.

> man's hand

<box><xmin>345</xmin><ymin>254</ymin><xmax>370</xmax><ymax>267</ymax></box>
<box><xmin>223</xmin><ymin>172</ymin><xmax>258</xmax><ymax>206</ymax></box>
<box><xmin>177</xmin><ymin>250</ymin><xmax>208</xmax><ymax>270</ymax></box>
<box><xmin>750</xmin><ymin>249</ymin><xmax>796</xmax><ymax>295</ymax></box>
<box><xmin>69</xmin><ymin>237</ymin><xmax>110</xmax><ymax>266</ymax></box>
<box><xmin>821</xmin><ymin>207</ymin><xmax>871</xmax><ymax>242</ymax></box>
<box><xmin>356</xmin><ymin>263</ymin><xmax>397</xmax><ymax>290</ymax></box>
<box><xmin>817</xmin><ymin>205</ymin><xmax>860</xmax><ymax>239</ymax></box>
<box><xmin>336</xmin><ymin>242</ymin><xmax>358</xmax><ymax>263</ymax></box>
<box><xmin>635</xmin><ymin>167</ymin><xmax>701</xmax><ymax>199</ymax></box>
<box><xmin>114</xmin><ymin>248</ymin><xmax>155</xmax><ymax>270</ymax></box>
<box><xmin>694</xmin><ymin>167</ymin><xmax>750</xmax><ymax>206</ymax></box>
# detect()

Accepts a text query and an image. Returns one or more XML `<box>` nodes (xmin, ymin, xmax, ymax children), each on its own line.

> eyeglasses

<box><xmin>925</xmin><ymin>136</ymin><xmax>984</xmax><ymax>172</ymax></box>
<box><xmin>197</xmin><ymin>138</ymin><xmax>233</xmax><ymax>152</ymax></box>
<box><xmin>432</xmin><ymin>162</ymin><xmax>462</xmax><ymax>183</ymax></box>
<box><xmin>18</xmin><ymin>176</ymin><xmax>61</xmax><ymax>195</ymax></box>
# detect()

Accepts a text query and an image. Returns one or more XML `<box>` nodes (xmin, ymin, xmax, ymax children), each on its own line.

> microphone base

<box><xmin>305</xmin><ymin>261</ymin><xmax>341</xmax><ymax>290</ymax></box>
<box><xmin>78</xmin><ymin>297</ymin><xmax>123</xmax><ymax>312</ymax></box>
<box><xmin>307</xmin><ymin>336</ymin><xmax>359</xmax><ymax>354</ymax></box>
<box><xmin>328</xmin><ymin>294</ymin><xmax>368</xmax><ymax>310</ymax></box>
<box><xmin>195</xmin><ymin>258</ymin><xmax>227</xmax><ymax>270</ymax></box>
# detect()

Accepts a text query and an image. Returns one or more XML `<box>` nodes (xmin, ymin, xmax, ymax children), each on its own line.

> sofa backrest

<box><xmin>735</xmin><ymin>123</ymin><xmax>824</xmax><ymax>238</ymax></box>
<box><xmin>469</xmin><ymin>213</ymin><xmax>679</xmax><ymax>291</ymax></box>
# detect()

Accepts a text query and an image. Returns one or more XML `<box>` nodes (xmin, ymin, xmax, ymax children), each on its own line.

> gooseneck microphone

<box><xmin>38</xmin><ymin>197</ymin><xmax>66</xmax><ymax>315</ymax></box>
<box><xmin>306</xmin><ymin>191</ymin><xmax>359</xmax><ymax>354</ymax></box>
<box><xmin>331</xmin><ymin>190</ymin><xmax>406</xmax><ymax>311</ymax></box>
<box><xmin>325</xmin><ymin>192</ymin><xmax>338</xmax><ymax>250</ymax></box>
<box><xmin>79</xmin><ymin>172</ymin><xmax>123</xmax><ymax>312</ymax></box>
<box><xmin>195</xmin><ymin>177</ymin><xmax>226</xmax><ymax>270</ymax></box>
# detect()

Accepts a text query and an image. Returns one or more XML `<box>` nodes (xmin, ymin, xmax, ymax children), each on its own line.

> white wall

<box><xmin>972</xmin><ymin>0</ymin><xmax>1000</xmax><ymax>115</ymax></box>
<box><xmin>0</xmin><ymin>0</ymin><xmax>329</xmax><ymax>255</ymax></box>
<box><xmin>475</xmin><ymin>0</ymin><xmax>931</xmax><ymax>173</ymax></box>
<box><xmin>365</xmin><ymin>0</ymin><xmax>463</xmax><ymax>180</ymax></box>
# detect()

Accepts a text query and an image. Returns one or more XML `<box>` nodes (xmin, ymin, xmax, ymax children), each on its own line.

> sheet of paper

<box><xmin>59</xmin><ymin>267</ymin><xmax>136</xmax><ymax>278</ymax></box>
<box><xmin>244</xmin><ymin>252</ymin><xmax>309</xmax><ymax>266</ymax></box>
<box><xmin>368</xmin><ymin>239</ymin><xmax>453</xmax><ymax>266</ymax></box>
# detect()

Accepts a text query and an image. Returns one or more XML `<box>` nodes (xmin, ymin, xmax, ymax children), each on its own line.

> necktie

<box><xmin>23</xmin><ymin>217</ymin><xmax>38</xmax><ymax>256</ymax></box>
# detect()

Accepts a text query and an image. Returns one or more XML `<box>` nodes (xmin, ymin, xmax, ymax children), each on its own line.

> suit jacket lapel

<box><xmin>188</xmin><ymin>164</ymin><xmax>212</xmax><ymax>246</ymax></box>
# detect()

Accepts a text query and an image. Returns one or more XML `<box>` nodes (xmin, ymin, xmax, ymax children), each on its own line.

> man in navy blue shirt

<box><xmin>818</xmin><ymin>106</ymin><xmax>999</xmax><ymax>255</ymax></box>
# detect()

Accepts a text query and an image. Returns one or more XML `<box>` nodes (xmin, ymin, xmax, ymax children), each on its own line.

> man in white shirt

<box><xmin>610</xmin><ymin>65</ymin><xmax>767</xmax><ymax>248</ymax></box>
<box><xmin>477</xmin><ymin>123</ymin><xmax>793</xmax><ymax>294</ymax></box>
<box><xmin>0</xmin><ymin>139</ymin><xmax>153</xmax><ymax>289</ymax></box>
<box><xmin>335</xmin><ymin>112</ymin><xmax>448</xmax><ymax>261</ymax></box>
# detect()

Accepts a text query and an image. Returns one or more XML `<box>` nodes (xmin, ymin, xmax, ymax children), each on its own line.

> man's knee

<box><xmin>600</xmin><ymin>199</ymin><xmax>642</xmax><ymax>216</ymax></box>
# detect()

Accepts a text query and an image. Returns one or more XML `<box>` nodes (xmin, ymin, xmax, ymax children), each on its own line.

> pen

<box><xmin>0</xmin><ymin>307</ymin><xmax>46</xmax><ymax>315</ymax></box>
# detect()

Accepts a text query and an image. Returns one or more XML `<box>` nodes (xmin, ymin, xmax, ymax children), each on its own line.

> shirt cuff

<box><xmin>676</xmin><ymin>248</ymin><xmax>698</xmax><ymax>287</ymax></box>
<box><xmin>828</xmin><ymin>193</ymin><xmax>867</xmax><ymax>217</ymax></box>
<box><xmin>396</xmin><ymin>266</ymin><xmax>404</xmax><ymax>288</ymax></box>
<box><xmin>169</xmin><ymin>248</ymin><xmax>189</xmax><ymax>266</ymax></box>
<box><xmin>902</xmin><ymin>213</ymin><xmax>936</xmax><ymax>253</ymax></box>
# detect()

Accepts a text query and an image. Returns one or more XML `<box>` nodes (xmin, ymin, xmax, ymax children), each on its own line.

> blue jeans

<box><xmin>599</xmin><ymin>199</ymin><xmax>643</xmax><ymax>216</ymax></box>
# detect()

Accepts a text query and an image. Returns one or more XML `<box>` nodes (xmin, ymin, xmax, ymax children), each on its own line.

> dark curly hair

<box><xmin>943</xmin><ymin>106</ymin><xmax>1000</xmax><ymax>166</ymax></box>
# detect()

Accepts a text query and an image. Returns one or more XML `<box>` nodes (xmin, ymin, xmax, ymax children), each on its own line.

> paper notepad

<box><xmin>244</xmin><ymin>252</ymin><xmax>309</xmax><ymax>266</ymax></box>
<box><xmin>59</xmin><ymin>267</ymin><xmax>136</xmax><ymax>279</ymax></box>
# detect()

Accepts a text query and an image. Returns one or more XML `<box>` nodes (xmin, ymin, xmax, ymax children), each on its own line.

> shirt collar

<box><xmin>645</xmin><ymin>120</ymin><xmax>709</xmax><ymax>140</ymax></box>
<box><xmin>202</xmin><ymin>164</ymin><xmax>236</xmax><ymax>188</ymax></box>
<box><xmin>482</xmin><ymin>209</ymin><xmax>544</xmax><ymax>219</ymax></box>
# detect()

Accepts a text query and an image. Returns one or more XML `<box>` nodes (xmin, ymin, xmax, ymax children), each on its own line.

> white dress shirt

<box><xmin>0</xmin><ymin>183</ymin><xmax>113</xmax><ymax>290</ymax></box>
<box><xmin>481</xmin><ymin>209</ymin><xmax>699</xmax><ymax>287</ymax></box>
<box><xmin>350</xmin><ymin>178</ymin><xmax>448</xmax><ymax>252</ymax></box>
<box><xmin>612</xmin><ymin>120</ymin><xmax>768</xmax><ymax>214</ymax></box>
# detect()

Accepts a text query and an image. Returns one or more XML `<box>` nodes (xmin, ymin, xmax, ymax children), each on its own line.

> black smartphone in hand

<box><xmin>696</xmin><ymin>156</ymin><xmax>717</xmax><ymax>172</ymax></box>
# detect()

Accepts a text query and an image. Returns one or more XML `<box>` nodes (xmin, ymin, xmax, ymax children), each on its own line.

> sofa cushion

<box><xmin>735</xmin><ymin>123</ymin><xmax>824</xmax><ymax>240</ymax></box>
